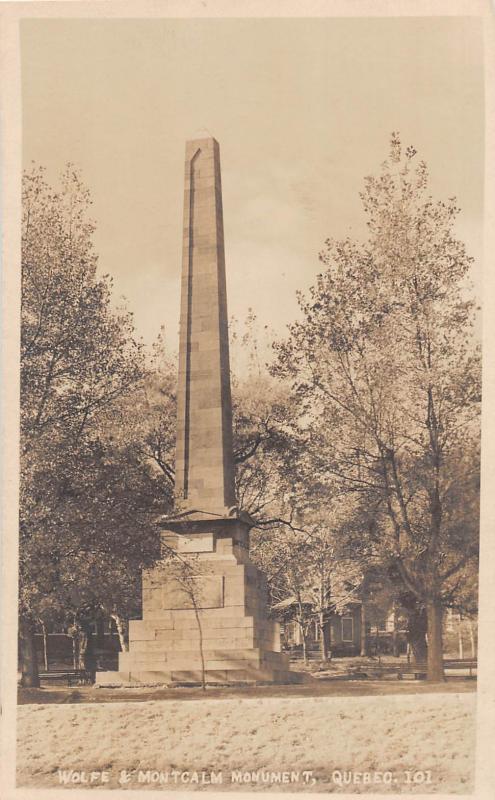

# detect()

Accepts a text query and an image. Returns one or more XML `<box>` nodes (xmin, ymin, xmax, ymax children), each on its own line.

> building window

<box><xmin>342</xmin><ymin>617</ymin><xmax>354</xmax><ymax>642</ymax></box>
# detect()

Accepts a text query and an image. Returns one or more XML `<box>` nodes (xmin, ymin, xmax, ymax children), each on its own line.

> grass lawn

<box><xmin>17</xmin><ymin>683</ymin><xmax>476</xmax><ymax>792</ymax></box>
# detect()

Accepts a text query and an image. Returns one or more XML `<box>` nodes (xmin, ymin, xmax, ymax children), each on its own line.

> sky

<box><xmin>20</xmin><ymin>17</ymin><xmax>484</xmax><ymax>354</ymax></box>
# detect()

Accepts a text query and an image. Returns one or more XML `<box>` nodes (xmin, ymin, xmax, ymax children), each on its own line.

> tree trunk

<box><xmin>296</xmin><ymin>613</ymin><xmax>309</xmax><ymax>664</ymax></box>
<box><xmin>318</xmin><ymin>575</ymin><xmax>329</xmax><ymax>661</ymax></box>
<box><xmin>405</xmin><ymin>605</ymin><xmax>428</xmax><ymax>664</ymax></box>
<box><xmin>468</xmin><ymin>618</ymin><xmax>476</xmax><ymax>658</ymax></box>
<box><xmin>39</xmin><ymin>619</ymin><xmax>49</xmax><ymax>671</ymax></box>
<box><xmin>95</xmin><ymin>617</ymin><xmax>106</xmax><ymax>650</ymax></box>
<box><xmin>457</xmin><ymin>614</ymin><xmax>464</xmax><ymax>659</ymax></box>
<box><xmin>360</xmin><ymin>603</ymin><xmax>368</xmax><ymax>657</ymax></box>
<box><xmin>319</xmin><ymin>613</ymin><xmax>329</xmax><ymax>661</ymax></box>
<box><xmin>192</xmin><ymin>603</ymin><xmax>206</xmax><ymax>691</ymax></box>
<box><xmin>110</xmin><ymin>613</ymin><xmax>128</xmax><ymax>652</ymax></box>
<box><xmin>392</xmin><ymin>606</ymin><xmax>400</xmax><ymax>657</ymax></box>
<box><xmin>302</xmin><ymin>633</ymin><xmax>308</xmax><ymax>664</ymax></box>
<box><xmin>77</xmin><ymin>629</ymin><xmax>88</xmax><ymax>670</ymax></box>
<box><xmin>19</xmin><ymin>617</ymin><xmax>40</xmax><ymax>688</ymax></box>
<box><xmin>70</xmin><ymin>615</ymin><xmax>79</xmax><ymax>668</ymax></box>
<box><xmin>426</xmin><ymin>600</ymin><xmax>445</xmax><ymax>681</ymax></box>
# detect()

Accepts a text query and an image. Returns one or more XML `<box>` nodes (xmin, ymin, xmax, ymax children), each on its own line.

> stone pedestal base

<box><xmin>96</xmin><ymin>515</ymin><xmax>299</xmax><ymax>686</ymax></box>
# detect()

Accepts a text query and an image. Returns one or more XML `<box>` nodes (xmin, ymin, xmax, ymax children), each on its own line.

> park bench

<box><xmin>397</xmin><ymin>658</ymin><xmax>477</xmax><ymax>680</ymax></box>
<box><xmin>38</xmin><ymin>668</ymin><xmax>93</xmax><ymax>687</ymax></box>
<box><xmin>444</xmin><ymin>658</ymin><xmax>477</xmax><ymax>678</ymax></box>
<box><xmin>397</xmin><ymin>663</ymin><xmax>428</xmax><ymax>680</ymax></box>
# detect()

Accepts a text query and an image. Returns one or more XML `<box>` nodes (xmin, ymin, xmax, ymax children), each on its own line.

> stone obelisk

<box><xmin>175</xmin><ymin>137</ymin><xmax>236</xmax><ymax>514</ymax></box>
<box><xmin>97</xmin><ymin>137</ymin><xmax>297</xmax><ymax>685</ymax></box>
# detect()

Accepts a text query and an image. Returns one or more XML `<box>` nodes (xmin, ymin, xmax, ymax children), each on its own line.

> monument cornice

<box><xmin>157</xmin><ymin>506</ymin><xmax>255</xmax><ymax>531</ymax></box>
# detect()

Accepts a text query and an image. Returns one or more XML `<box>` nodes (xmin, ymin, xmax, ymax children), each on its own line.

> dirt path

<box><xmin>18</xmin><ymin>678</ymin><xmax>476</xmax><ymax>706</ymax></box>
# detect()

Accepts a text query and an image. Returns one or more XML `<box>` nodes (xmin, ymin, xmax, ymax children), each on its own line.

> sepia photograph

<box><xmin>1</xmin><ymin>1</ymin><xmax>494</xmax><ymax>797</ymax></box>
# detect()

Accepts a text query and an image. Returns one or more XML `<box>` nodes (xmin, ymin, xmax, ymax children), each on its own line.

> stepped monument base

<box><xmin>96</xmin><ymin>513</ymin><xmax>300</xmax><ymax>686</ymax></box>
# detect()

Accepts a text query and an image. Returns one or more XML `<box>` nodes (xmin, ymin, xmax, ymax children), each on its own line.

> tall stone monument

<box><xmin>98</xmin><ymin>137</ymin><xmax>295</xmax><ymax>684</ymax></box>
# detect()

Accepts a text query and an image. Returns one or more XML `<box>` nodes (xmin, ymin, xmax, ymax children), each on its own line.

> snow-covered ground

<box><xmin>17</xmin><ymin>692</ymin><xmax>475</xmax><ymax>792</ymax></box>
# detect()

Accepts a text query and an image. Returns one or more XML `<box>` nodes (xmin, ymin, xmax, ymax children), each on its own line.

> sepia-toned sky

<box><xmin>21</xmin><ymin>17</ymin><xmax>484</xmax><ymax>352</ymax></box>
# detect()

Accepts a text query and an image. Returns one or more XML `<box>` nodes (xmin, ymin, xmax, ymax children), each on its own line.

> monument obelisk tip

<box><xmin>189</xmin><ymin>127</ymin><xmax>217</xmax><ymax>141</ymax></box>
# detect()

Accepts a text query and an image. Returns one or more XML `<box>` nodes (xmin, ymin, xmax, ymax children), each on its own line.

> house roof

<box><xmin>272</xmin><ymin>594</ymin><xmax>361</xmax><ymax>611</ymax></box>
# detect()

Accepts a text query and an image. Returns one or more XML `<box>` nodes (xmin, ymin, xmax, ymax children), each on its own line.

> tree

<box><xmin>253</xmin><ymin>500</ymin><xmax>365</xmax><ymax>662</ymax></box>
<box><xmin>19</xmin><ymin>165</ymin><xmax>164</xmax><ymax>685</ymax></box>
<box><xmin>253</xmin><ymin>525</ymin><xmax>314</xmax><ymax>663</ymax></box>
<box><xmin>295</xmin><ymin>507</ymin><xmax>364</xmax><ymax>661</ymax></box>
<box><xmin>274</xmin><ymin>134</ymin><xmax>480</xmax><ymax>681</ymax></box>
<box><xmin>230</xmin><ymin>315</ymin><xmax>368</xmax><ymax>660</ymax></box>
<box><xmin>150</xmin><ymin>548</ymin><xmax>211</xmax><ymax>690</ymax></box>
<box><xmin>120</xmin><ymin>331</ymin><xmax>177</xmax><ymax>494</ymax></box>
